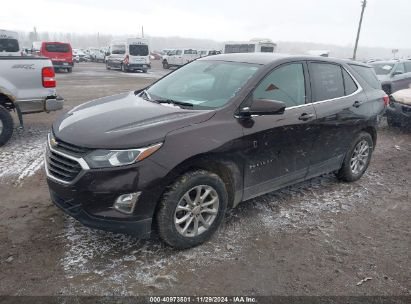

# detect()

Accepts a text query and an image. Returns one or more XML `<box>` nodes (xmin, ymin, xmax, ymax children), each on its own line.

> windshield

<box><xmin>261</xmin><ymin>46</ymin><xmax>274</xmax><ymax>53</ymax></box>
<box><xmin>146</xmin><ymin>60</ymin><xmax>260</xmax><ymax>109</ymax></box>
<box><xmin>0</xmin><ymin>39</ymin><xmax>19</xmax><ymax>52</ymax></box>
<box><xmin>111</xmin><ymin>44</ymin><xmax>125</xmax><ymax>54</ymax></box>
<box><xmin>45</xmin><ymin>43</ymin><xmax>70</xmax><ymax>53</ymax></box>
<box><xmin>370</xmin><ymin>62</ymin><xmax>395</xmax><ymax>75</ymax></box>
<box><xmin>129</xmin><ymin>44</ymin><xmax>149</xmax><ymax>56</ymax></box>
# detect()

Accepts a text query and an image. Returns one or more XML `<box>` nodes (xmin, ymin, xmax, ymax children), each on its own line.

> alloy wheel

<box><xmin>350</xmin><ymin>139</ymin><xmax>370</xmax><ymax>175</ymax></box>
<box><xmin>174</xmin><ymin>185</ymin><xmax>219</xmax><ymax>237</ymax></box>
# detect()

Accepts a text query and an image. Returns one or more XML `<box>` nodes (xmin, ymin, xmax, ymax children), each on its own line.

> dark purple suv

<box><xmin>46</xmin><ymin>53</ymin><xmax>386</xmax><ymax>248</ymax></box>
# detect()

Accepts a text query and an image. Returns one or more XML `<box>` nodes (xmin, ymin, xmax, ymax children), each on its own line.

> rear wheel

<box><xmin>67</xmin><ymin>67</ymin><xmax>72</xmax><ymax>73</ymax></box>
<box><xmin>0</xmin><ymin>106</ymin><xmax>14</xmax><ymax>147</ymax></box>
<box><xmin>156</xmin><ymin>170</ymin><xmax>228</xmax><ymax>248</ymax></box>
<box><xmin>162</xmin><ymin>60</ymin><xmax>169</xmax><ymax>69</ymax></box>
<box><xmin>336</xmin><ymin>132</ymin><xmax>373</xmax><ymax>182</ymax></box>
<box><xmin>142</xmin><ymin>69</ymin><xmax>148</xmax><ymax>73</ymax></box>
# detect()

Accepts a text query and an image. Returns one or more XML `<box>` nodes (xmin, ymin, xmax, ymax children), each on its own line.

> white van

<box><xmin>106</xmin><ymin>38</ymin><xmax>150</xmax><ymax>73</ymax></box>
<box><xmin>223</xmin><ymin>39</ymin><xmax>276</xmax><ymax>54</ymax></box>
<box><xmin>0</xmin><ymin>30</ymin><xmax>21</xmax><ymax>56</ymax></box>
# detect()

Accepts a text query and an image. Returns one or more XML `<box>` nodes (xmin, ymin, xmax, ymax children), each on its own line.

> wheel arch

<box><xmin>362</xmin><ymin>126</ymin><xmax>377</xmax><ymax>147</ymax></box>
<box><xmin>157</xmin><ymin>153</ymin><xmax>244</xmax><ymax>211</ymax></box>
<box><xmin>0</xmin><ymin>93</ymin><xmax>15</xmax><ymax>110</ymax></box>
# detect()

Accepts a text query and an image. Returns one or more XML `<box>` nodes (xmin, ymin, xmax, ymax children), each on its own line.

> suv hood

<box><xmin>53</xmin><ymin>92</ymin><xmax>215</xmax><ymax>149</ymax></box>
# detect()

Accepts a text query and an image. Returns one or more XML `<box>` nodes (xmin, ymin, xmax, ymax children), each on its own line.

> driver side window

<box><xmin>253</xmin><ymin>63</ymin><xmax>306</xmax><ymax>108</ymax></box>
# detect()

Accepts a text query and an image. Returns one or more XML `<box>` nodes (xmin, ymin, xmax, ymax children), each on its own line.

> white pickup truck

<box><xmin>0</xmin><ymin>56</ymin><xmax>64</xmax><ymax>146</ymax></box>
<box><xmin>162</xmin><ymin>49</ymin><xmax>200</xmax><ymax>69</ymax></box>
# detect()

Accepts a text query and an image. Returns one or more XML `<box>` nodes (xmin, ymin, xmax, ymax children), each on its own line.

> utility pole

<box><xmin>141</xmin><ymin>26</ymin><xmax>144</xmax><ymax>38</ymax></box>
<box><xmin>353</xmin><ymin>0</ymin><xmax>367</xmax><ymax>60</ymax></box>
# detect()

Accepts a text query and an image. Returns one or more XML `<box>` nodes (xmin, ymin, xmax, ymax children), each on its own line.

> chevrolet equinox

<box><xmin>46</xmin><ymin>54</ymin><xmax>387</xmax><ymax>248</ymax></box>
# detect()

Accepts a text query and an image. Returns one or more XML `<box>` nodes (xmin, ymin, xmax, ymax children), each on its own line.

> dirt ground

<box><xmin>0</xmin><ymin>62</ymin><xmax>410</xmax><ymax>296</ymax></box>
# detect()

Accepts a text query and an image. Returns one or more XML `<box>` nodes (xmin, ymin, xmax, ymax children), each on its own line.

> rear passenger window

<box><xmin>310</xmin><ymin>63</ymin><xmax>344</xmax><ymax>101</ymax></box>
<box><xmin>349</xmin><ymin>64</ymin><xmax>381</xmax><ymax>89</ymax></box>
<box><xmin>253</xmin><ymin>63</ymin><xmax>306</xmax><ymax>108</ymax></box>
<box><xmin>342</xmin><ymin>69</ymin><xmax>358</xmax><ymax>95</ymax></box>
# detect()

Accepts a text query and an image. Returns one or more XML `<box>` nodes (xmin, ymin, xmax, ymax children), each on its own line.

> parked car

<box><xmin>0</xmin><ymin>29</ymin><xmax>21</xmax><ymax>56</ymax></box>
<box><xmin>198</xmin><ymin>50</ymin><xmax>222</xmax><ymax>57</ymax></box>
<box><xmin>161</xmin><ymin>49</ymin><xmax>199</xmax><ymax>69</ymax></box>
<box><xmin>73</xmin><ymin>49</ymin><xmax>87</xmax><ymax>62</ymax></box>
<box><xmin>106</xmin><ymin>38</ymin><xmax>151</xmax><ymax>73</ymax></box>
<box><xmin>33</xmin><ymin>41</ymin><xmax>73</xmax><ymax>72</ymax></box>
<box><xmin>386</xmin><ymin>87</ymin><xmax>411</xmax><ymax>129</ymax></box>
<box><xmin>370</xmin><ymin>59</ymin><xmax>411</xmax><ymax>94</ymax></box>
<box><xmin>46</xmin><ymin>54</ymin><xmax>386</xmax><ymax>248</ymax></box>
<box><xmin>0</xmin><ymin>56</ymin><xmax>64</xmax><ymax>146</ymax></box>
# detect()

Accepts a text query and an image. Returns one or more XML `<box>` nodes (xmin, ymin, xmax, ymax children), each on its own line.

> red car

<box><xmin>38</xmin><ymin>42</ymin><xmax>73</xmax><ymax>73</ymax></box>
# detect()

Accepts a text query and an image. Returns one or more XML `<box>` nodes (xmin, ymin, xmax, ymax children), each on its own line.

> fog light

<box><xmin>113</xmin><ymin>192</ymin><xmax>141</xmax><ymax>214</ymax></box>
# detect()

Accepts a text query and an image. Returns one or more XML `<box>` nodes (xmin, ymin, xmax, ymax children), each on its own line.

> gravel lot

<box><xmin>0</xmin><ymin>62</ymin><xmax>410</xmax><ymax>296</ymax></box>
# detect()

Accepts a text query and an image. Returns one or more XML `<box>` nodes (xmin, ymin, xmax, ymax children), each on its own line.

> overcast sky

<box><xmin>1</xmin><ymin>0</ymin><xmax>410</xmax><ymax>49</ymax></box>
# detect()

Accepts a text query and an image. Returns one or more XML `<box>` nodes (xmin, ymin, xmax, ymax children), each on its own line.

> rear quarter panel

<box><xmin>0</xmin><ymin>57</ymin><xmax>57</xmax><ymax>101</ymax></box>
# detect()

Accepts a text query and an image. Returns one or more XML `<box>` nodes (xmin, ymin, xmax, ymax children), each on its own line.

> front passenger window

<box><xmin>253</xmin><ymin>63</ymin><xmax>306</xmax><ymax>107</ymax></box>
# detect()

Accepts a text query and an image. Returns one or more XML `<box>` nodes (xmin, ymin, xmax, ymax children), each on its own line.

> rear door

<box><xmin>306</xmin><ymin>61</ymin><xmax>368</xmax><ymax>177</ymax></box>
<box><xmin>241</xmin><ymin>61</ymin><xmax>317</xmax><ymax>199</ymax></box>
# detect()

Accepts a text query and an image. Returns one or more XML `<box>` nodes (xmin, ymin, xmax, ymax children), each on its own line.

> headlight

<box><xmin>84</xmin><ymin>142</ymin><xmax>162</xmax><ymax>168</ymax></box>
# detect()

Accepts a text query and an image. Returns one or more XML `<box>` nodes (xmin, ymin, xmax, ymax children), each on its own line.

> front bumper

<box><xmin>50</xmin><ymin>190</ymin><xmax>152</xmax><ymax>237</ymax></box>
<box><xmin>386</xmin><ymin>101</ymin><xmax>411</xmax><ymax>125</ymax></box>
<box><xmin>45</xmin><ymin>139</ymin><xmax>169</xmax><ymax>238</ymax></box>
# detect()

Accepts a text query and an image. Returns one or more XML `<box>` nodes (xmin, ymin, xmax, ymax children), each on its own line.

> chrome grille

<box><xmin>53</xmin><ymin>138</ymin><xmax>91</xmax><ymax>156</ymax></box>
<box><xmin>47</xmin><ymin>150</ymin><xmax>82</xmax><ymax>182</ymax></box>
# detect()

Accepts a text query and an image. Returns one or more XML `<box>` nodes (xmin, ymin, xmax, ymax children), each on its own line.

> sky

<box><xmin>1</xmin><ymin>0</ymin><xmax>410</xmax><ymax>49</ymax></box>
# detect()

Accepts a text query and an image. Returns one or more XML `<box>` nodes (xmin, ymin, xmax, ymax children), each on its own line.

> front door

<box><xmin>240</xmin><ymin>62</ymin><xmax>317</xmax><ymax>200</ymax></box>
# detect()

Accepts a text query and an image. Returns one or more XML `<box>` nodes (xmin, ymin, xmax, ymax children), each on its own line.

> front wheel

<box><xmin>162</xmin><ymin>61</ymin><xmax>169</xmax><ymax>69</ymax></box>
<box><xmin>156</xmin><ymin>170</ymin><xmax>228</xmax><ymax>248</ymax></box>
<box><xmin>0</xmin><ymin>106</ymin><xmax>14</xmax><ymax>147</ymax></box>
<box><xmin>336</xmin><ymin>132</ymin><xmax>373</xmax><ymax>182</ymax></box>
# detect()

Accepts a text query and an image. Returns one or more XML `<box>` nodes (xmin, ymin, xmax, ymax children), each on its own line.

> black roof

<box><xmin>199</xmin><ymin>52</ymin><xmax>369</xmax><ymax>67</ymax></box>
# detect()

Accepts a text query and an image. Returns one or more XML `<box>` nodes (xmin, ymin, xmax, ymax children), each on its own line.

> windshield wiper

<box><xmin>154</xmin><ymin>99</ymin><xmax>194</xmax><ymax>107</ymax></box>
<box><xmin>139</xmin><ymin>89</ymin><xmax>152</xmax><ymax>101</ymax></box>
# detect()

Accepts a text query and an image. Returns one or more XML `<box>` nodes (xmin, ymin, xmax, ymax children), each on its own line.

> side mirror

<box><xmin>240</xmin><ymin>99</ymin><xmax>286</xmax><ymax>117</ymax></box>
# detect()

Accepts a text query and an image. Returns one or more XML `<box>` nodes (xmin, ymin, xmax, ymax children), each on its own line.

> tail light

<box><xmin>124</xmin><ymin>55</ymin><xmax>129</xmax><ymax>64</ymax></box>
<box><xmin>42</xmin><ymin>67</ymin><xmax>56</xmax><ymax>88</ymax></box>
<box><xmin>383</xmin><ymin>95</ymin><xmax>390</xmax><ymax>107</ymax></box>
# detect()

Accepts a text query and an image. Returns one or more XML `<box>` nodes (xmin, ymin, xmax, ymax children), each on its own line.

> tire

<box><xmin>142</xmin><ymin>69</ymin><xmax>148</xmax><ymax>73</ymax></box>
<box><xmin>162</xmin><ymin>61</ymin><xmax>169</xmax><ymax>69</ymax></box>
<box><xmin>0</xmin><ymin>106</ymin><xmax>14</xmax><ymax>147</ymax></box>
<box><xmin>121</xmin><ymin>64</ymin><xmax>128</xmax><ymax>73</ymax></box>
<box><xmin>67</xmin><ymin>68</ymin><xmax>72</xmax><ymax>73</ymax></box>
<box><xmin>336</xmin><ymin>132</ymin><xmax>373</xmax><ymax>182</ymax></box>
<box><xmin>106</xmin><ymin>62</ymin><xmax>111</xmax><ymax>70</ymax></box>
<box><xmin>156</xmin><ymin>170</ymin><xmax>228</xmax><ymax>249</ymax></box>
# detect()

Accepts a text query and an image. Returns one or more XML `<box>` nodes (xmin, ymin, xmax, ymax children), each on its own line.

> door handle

<box><xmin>353</xmin><ymin>101</ymin><xmax>362</xmax><ymax>108</ymax></box>
<box><xmin>298</xmin><ymin>113</ymin><xmax>315</xmax><ymax>121</ymax></box>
